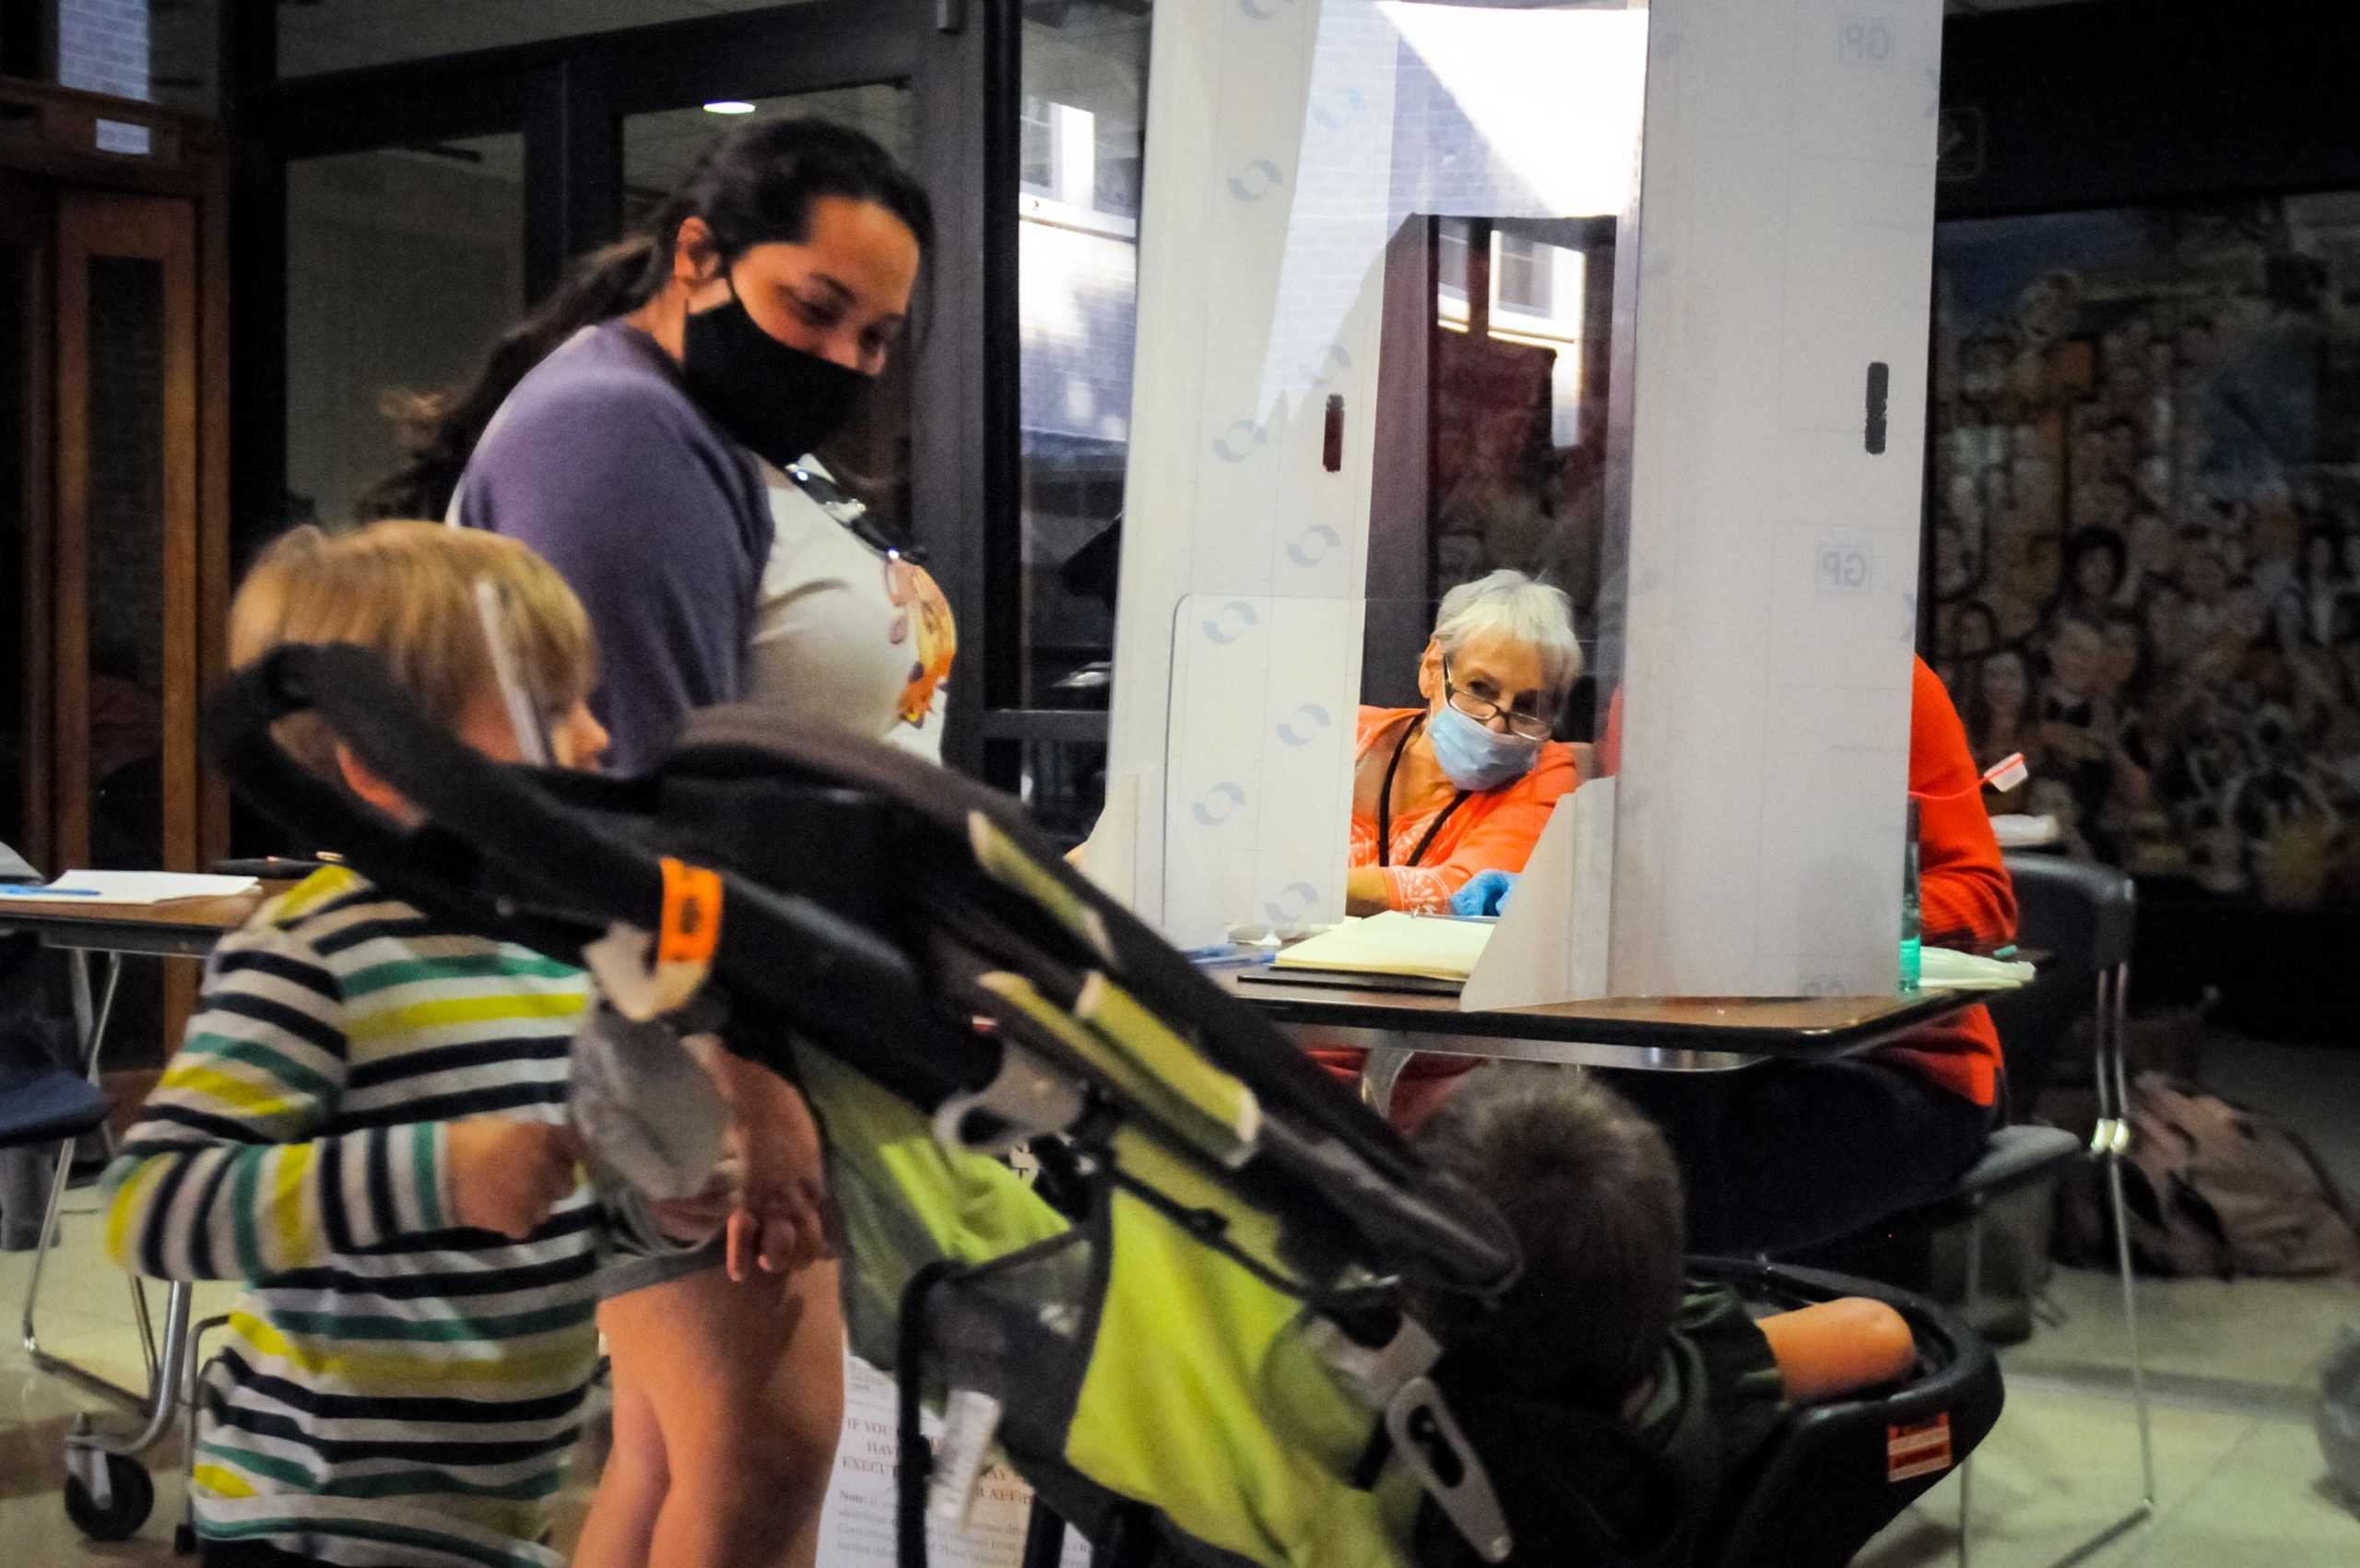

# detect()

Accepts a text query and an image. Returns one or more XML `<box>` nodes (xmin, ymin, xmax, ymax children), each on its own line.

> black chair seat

<box><xmin>1919</xmin><ymin>1124</ymin><xmax>2083</xmax><ymax>1218</ymax></box>
<box><xmin>0</xmin><ymin>1069</ymin><xmax>110</xmax><ymax>1151</ymax></box>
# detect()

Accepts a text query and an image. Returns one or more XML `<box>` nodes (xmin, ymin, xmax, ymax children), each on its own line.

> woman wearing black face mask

<box><xmin>366</xmin><ymin>120</ymin><xmax>945</xmax><ymax>1568</ymax></box>
<box><xmin>369</xmin><ymin>117</ymin><xmax>951</xmax><ymax>773</ymax></box>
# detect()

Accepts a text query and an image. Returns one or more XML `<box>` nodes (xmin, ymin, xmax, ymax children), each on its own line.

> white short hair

<box><xmin>1432</xmin><ymin>570</ymin><xmax>1583</xmax><ymax>697</ymax></box>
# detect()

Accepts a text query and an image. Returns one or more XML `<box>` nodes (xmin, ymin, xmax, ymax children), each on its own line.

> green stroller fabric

<box><xmin>802</xmin><ymin>1045</ymin><xmax>1421</xmax><ymax>1567</ymax></box>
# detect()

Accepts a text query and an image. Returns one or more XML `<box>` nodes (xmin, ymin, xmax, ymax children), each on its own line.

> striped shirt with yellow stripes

<box><xmin>102</xmin><ymin>867</ymin><xmax>622</xmax><ymax>1568</ymax></box>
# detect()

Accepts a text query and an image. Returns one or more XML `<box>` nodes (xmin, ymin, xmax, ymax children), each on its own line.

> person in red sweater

<box><xmin>1593</xmin><ymin>654</ymin><xmax>2016</xmax><ymax>1251</ymax></box>
<box><xmin>1397</xmin><ymin>656</ymin><xmax>2015</xmax><ymax>1250</ymax></box>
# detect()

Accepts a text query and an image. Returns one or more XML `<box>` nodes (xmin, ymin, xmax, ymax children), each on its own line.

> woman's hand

<box><xmin>723</xmin><ymin>1186</ymin><xmax>832</xmax><ymax>1282</ymax></box>
<box><xmin>1451</xmin><ymin>869</ymin><xmax>1518</xmax><ymax>917</ymax></box>
<box><xmin>700</xmin><ymin>1046</ymin><xmax>837</xmax><ymax>1282</ymax></box>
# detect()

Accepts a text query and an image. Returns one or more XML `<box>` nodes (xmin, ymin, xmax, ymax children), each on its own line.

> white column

<box><xmin>1605</xmin><ymin>0</ymin><xmax>1945</xmax><ymax>996</ymax></box>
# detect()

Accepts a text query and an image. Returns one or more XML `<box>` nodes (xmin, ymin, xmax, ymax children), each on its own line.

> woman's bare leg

<box><xmin>598</xmin><ymin>1259</ymin><xmax>846</xmax><ymax>1568</ymax></box>
<box><xmin>572</xmin><ymin>1360</ymin><xmax>669</xmax><ymax>1568</ymax></box>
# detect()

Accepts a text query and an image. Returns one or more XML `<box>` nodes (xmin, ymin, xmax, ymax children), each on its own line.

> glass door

<box><xmin>284</xmin><ymin>132</ymin><xmax>527</xmax><ymax>527</ymax></box>
<box><xmin>254</xmin><ymin>0</ymin><xmax>992</xmax><ymax>771</ymax></box>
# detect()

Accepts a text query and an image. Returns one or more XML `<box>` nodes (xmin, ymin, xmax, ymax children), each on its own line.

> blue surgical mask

<box><xmin>1427</xmin><ymin>701</ymin><xmax>1543</xmax><ymax>792</ymax></box>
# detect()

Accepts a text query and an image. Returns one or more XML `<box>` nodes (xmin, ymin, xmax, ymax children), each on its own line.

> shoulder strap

<box><xmin>1375</xmin><ymin>715</ymin><xmax>1469</xmax><ymax>869</ymax></box>
<box><xmin>783</xmin><ymin>463</ymin><xmax>927</xmax><ymax>566</ymax></box>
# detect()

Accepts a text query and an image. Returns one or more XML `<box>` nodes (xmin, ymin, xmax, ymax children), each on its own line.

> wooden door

<box><xmin>51</xmin><ymin>190</ymin><xmax>204</xmax><ymax>1060</ymax></box>
<box><xmin>1</xmin><ymin>175</ymin><xmax>52</xmax><ymax>875</ymax></box>
<box><xmin>53</xmin><ymin>190</ymin><xmax>201</xmax><ymax>879</ymax></box>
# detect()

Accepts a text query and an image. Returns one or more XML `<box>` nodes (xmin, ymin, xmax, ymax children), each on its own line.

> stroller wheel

<box><xmin>63</xmin><ymin>1451</ymin><xmax>155</xmax><ymax>1541</ymax></box>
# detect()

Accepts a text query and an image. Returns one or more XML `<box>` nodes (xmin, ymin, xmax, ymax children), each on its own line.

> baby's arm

<box><xmin>1754</xmin><ymin>1297</ymin><xmax>1917</xmax><ymax>1406</ymax></box>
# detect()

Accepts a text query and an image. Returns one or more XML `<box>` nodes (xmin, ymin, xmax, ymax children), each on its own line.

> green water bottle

<box><xmin>1898</xmin><ymin>796</ymin><xmax>1922</xmax><ymax>993</ymax></box>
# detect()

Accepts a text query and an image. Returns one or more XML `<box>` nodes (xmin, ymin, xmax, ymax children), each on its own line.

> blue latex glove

<box><xmin>1450</xmin><ymin>869</ymin><xmax>1519</xmax><ymax>918</ymax></box>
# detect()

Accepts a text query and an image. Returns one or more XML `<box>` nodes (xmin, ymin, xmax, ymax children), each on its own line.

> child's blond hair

<box><xmin>229</xmin><ymin>521</ymin><xmax>596</xmax><ymax>780</ymax></box>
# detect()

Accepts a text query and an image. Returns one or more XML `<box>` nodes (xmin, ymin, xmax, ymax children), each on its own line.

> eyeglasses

<box><xmin>1443</xmin><ymin>659</ymin><xmax>1554</xmax><ymax>741</ymax></box>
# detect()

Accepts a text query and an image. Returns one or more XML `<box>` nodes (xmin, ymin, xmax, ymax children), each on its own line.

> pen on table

<box><xmin>1186</xmin><ymin>944</ymin><xmax>1277</xmax><ymax>971</ymax></box>
<box><xmin>0</xmin><ymin>886</ymin><xmax>100</xmax><ymax>898</ymax></box>
<box><xmin>211</xmin><ymin>857</ymin><xmax>331</xmax><ymax>879</ymax></box>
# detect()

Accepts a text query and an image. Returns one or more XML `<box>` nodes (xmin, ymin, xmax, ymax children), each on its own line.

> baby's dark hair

<box><xmin>1411</xmin><ymin>1067</ymin><xmax>1685</xmax><ymax>1412</ymax></box>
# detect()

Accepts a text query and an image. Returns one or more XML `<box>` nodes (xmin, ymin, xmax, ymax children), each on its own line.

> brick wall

<box><xmin>58</xmin><ymin>0</ymin><xmax>151</xmax><ymax>103</ymax></box>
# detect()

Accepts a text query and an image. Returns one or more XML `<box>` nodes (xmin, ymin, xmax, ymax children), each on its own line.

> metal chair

<box><xmin>11</xmin><ymin>950</ymin><xmax>194</xmax><ymax>1541</ymax></box>
<box><xmin>1882</xmin><ymin>855</ymin><xmax>2154</xmax><ymax>1567</ymax></box>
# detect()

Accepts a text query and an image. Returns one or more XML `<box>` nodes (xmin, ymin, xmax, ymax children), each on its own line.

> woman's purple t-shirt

<box><xmin>454</xmin><ymin>321</ymin><xmax>772</xmax><ymax>772</ymax></box>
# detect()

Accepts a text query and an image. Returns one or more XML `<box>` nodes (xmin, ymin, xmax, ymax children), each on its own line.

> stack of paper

<box><xmin>1272</xmin><ymin>912</ymin><xmax>1494</xmax><ymax>982</ymax></box>
<box><xmin>0</xmin><ymin>871</ymin><xmax>260</xmax><ymax>905</ymax></box>
<box><xmin>1919</xmin><ymin>946</ymin><xmax>2036</xmax><ymax>991</ymax></box>
<box><xmin>1989</xmin><ymin>815</ymin><xmax>2062</xmax><ymax>850</ymax></box>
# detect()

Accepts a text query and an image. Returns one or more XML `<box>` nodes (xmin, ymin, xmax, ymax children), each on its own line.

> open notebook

<box><xmin>1270</xmin><ymin>912</ymin><xmax>1494</xmax><ymax>983</ymax></box>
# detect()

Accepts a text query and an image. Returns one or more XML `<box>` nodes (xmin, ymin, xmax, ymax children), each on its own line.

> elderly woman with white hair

<box><xmin>1313</xmin><ymin>570</ymin><xmax>1585</xmax><ymax>1126</ymax></box>
<box><xmin>1344</xmin><ymin>569</ymin><xmax>1584</xmax><ymax>918</ymax></box>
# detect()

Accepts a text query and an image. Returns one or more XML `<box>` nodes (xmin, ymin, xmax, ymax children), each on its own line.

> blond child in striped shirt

<box><xmin>103</xmin><ymin>523</ymin><xmax>702</xmax><ymax>1568</ymax></box>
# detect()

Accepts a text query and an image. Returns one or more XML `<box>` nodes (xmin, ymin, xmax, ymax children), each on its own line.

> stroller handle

<box><xmin>205</xmin><ymin>644</ymin><xmax>985</xmax><ymax>1112</ymax></box>
<box><xmin>207</xmin><ymin>643</ymin><xmax>661</xmax><ymax>927</ymax></box>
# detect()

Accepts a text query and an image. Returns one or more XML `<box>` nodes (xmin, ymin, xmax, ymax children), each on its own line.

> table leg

<box><xmin>1360</xmin><ymin>1045</ymin><xmax>1415</xmax><ymax>1121</ymax></box>
<box><xmin>23</xmin><ymin>950</ymin><xmax>154</xmax><ymax>1414</ymax></box>
<box><xmin>63</xmin><ymin>1279</ymin><xmax>191</xmax><ymax>1459</ymax></box>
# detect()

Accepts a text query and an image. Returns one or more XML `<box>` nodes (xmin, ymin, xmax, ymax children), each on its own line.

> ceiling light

<box><xmin>703</xmin><ymin>100</ymin><xmax>757</xmax><ymax>115</ymax></box>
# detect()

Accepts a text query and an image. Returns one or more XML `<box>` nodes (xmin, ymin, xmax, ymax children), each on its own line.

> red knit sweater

<box><xmin>1884</xmin><ymin>656</ymin><xmax>2016</xmax><ymax>1106</ymax></box>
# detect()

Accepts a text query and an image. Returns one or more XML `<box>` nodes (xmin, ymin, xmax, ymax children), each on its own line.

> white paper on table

<box><xmin>0</xmin><ymin>871</ymin><xmax>260</xmax><ymax>905</ymax></box>
<box><xmin>1274</xmin><ymin>911</ymin><xmax>1493</xmax><ymax>982</ymax></box>
<box><xmin>1918</xmin><ymin>947</ymin><xmax>2036</xmax><ymax>991</ymax></box>
<box><xmin>1988</xmin><ymin>815</ymin><xmax>2062</xmax><ymax>850</ymax></box>
<box><xmin>813</xmin><ymin>1355</ymin><xmax>1092</xmax><ymax>1568</ymax></box>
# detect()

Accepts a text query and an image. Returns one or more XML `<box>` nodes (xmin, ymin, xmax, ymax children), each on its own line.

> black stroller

<box><xmin>204</xmin><ymin>644</ymin><xmax>2002</xmax><ymax>1568</ymax></box>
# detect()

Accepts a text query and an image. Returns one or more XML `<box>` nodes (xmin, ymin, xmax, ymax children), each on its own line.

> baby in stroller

<box><xmin>1409</xmin><ymin>1066</ymin><xmax>1917</xmax><ymax>1566</ymax></box>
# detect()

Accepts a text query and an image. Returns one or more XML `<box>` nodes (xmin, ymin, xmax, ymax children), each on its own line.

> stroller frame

<box><xmin>205</xmin><ymin>644</ymin><xmax>1525</xmax><ymax>1568</ymax></box>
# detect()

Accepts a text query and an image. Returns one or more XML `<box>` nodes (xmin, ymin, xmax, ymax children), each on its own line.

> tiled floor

<box><xmin>6</xmin><ymin>1040</ymin><xmax>2360</xmax><ymax>1565</ymax></box>
<box><xmin>1861</xmin><ymin>1266</ymin><xmax>2360</xmax><ymax>1566</ymax></box>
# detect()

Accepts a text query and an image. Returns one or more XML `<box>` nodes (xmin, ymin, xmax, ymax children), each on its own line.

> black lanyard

<box><xmin>785</xmin><ymin>464</ymin><xmax>926</xmax><ymax>565</ymax></box>
<box><xmin>1375</xmin><ymin>715</ymin><xmax>1469</xmax><ymax>869</ymax></box>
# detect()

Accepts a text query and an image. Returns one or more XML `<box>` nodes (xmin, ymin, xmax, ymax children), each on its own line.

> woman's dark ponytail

<box><xmin>360</xmin><ymin>117</ymin><xmax>935</xmax><ymax>522</ymax></box>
